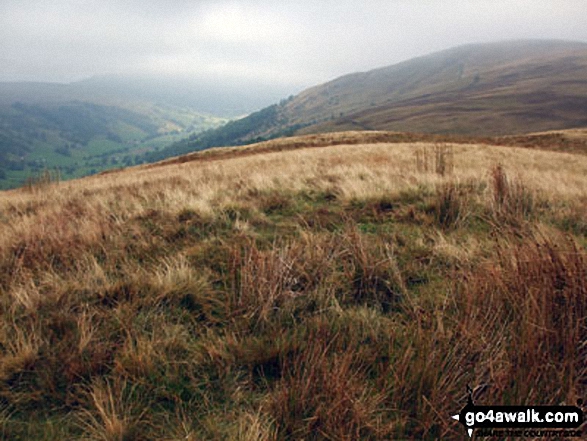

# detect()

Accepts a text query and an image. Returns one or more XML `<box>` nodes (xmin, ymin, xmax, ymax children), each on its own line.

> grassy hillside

<box><xmin>0</xmin><ymin>131</ymin><xmax>585</xmax><ymax>439</ymax></box>
<box><xmin>159</xmin><ymin>40</ymin><xmax>587</xmax><ymax>160</ymax></box>
<box><xmin>154</xmin><ymin>128</ymin><xmax>587</xmax><ymax>169</ymax></box>
<box><xmin>0</xmin><ymin>98</ymin><xmax>227</xmax><ymax>190</ymax></box>
<box><xmin>293</xmin><ymin>40</ymin><xmax>587</xmax><ymax>136</ymax></box>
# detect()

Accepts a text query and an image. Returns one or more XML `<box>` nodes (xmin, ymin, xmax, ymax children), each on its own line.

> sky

<box><xmin>1</xmin><ymin>0</ymin><xmax>587</xmax><ymax>93</ymax></box>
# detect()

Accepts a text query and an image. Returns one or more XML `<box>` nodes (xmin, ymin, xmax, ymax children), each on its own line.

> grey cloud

<box><xmin>1</xmin><ymin>0</ymin><xmax>586</xmax><ymax>88</ymax></box>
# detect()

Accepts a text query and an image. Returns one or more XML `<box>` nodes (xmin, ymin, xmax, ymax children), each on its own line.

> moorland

<box><xmin>0</xmin><ymin>129</ymin><xmax>585</xmax><ymax>439</ymax></box>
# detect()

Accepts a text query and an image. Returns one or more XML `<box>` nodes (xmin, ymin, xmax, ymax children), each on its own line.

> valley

<box><xmin>3</xmin><ymin>40</ymin><xmax>587</xmax><ymax>189</ymax></box>
<box><xmin>0</xmin><ymin>73</ymin><xmax>295</xmax><ymax>189</ymax></box>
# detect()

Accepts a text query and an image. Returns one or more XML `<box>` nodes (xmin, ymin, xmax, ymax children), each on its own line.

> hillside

<box><xmin>152</xmin><ymin>128</ymin><xmax>587</xmax><ymax>169</ymax></box>
<box><xmin>0</xmin><ymin>104</ymin><xmax>226</xmax><ymax>190</ymax></box>
<box><xmin>0</xmin><ymin>131</ymin><xmax>585</xmax><ymax>439</ymax></box>
<box><xmin>158</xmin><ymin>40</ymin><xmax>587</xmax><ymax>161</ymax></box>
<box><xmin>292</xmin><ymin>40</ymin><xmax>587</xmax><ymax>135</ymax></box>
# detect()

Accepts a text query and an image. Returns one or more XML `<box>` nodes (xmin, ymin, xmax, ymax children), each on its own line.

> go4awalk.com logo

<box><xmin>452</xmin><ymin>386</ymin><xmax>584</xmax><ymax>438</ymax></box>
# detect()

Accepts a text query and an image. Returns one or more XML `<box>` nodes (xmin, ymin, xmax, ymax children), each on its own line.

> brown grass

<box><xmin>0</xmin><ymin>131</ymin><xmax>585</xmax><ymax>439</ymax></box>
<box><xmin>489</xmin><ymin>163</ymin><xmax>536</xmax><ymax>224</ymax></box>
<box><xmin>457</xmin><ymin>228</ymin><xmax>586</xmax><ymax>404</ymax></box>
<box><xmin>265</xmin><ymin>328</ymin><xmax>391</xmax><ymax>440</ymax></box>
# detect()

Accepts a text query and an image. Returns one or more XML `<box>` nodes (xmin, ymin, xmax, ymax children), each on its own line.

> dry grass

<box><xmin>489</xmin><ymin>163</ymin><xmax>535</xmax><ymax>224</ymax></box>
<box><xmin>76</xmin><ymin>379</ymin><xmax>148</xmax><ymax>441</ymax></box>
<box><xmin>265</xmin><ymin>328</ymin><xmax>391</xmax><ymax>440</ymax></box>
<box><xmin>0</xmin><ymin>131</ymin><xmax>585</xmax><ymax>439</ymax></box>
<box><xmin>457</xmin><ymin>228</ymin><xmax>587</xmax><ymax>403</ymax></box>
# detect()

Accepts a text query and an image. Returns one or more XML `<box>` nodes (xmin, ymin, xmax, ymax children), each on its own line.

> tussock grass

<box><xmin>24</xmin><ymin>169</ymin><xmax>61</xmax><ymax>194</ymax></box>
<box><xmin>76</xmin><ymin>379</ymin><xmax>148</xmax><ymax>441</ymax></box>
<box><xmin>433</xmin><ymin>180</ymin><xmax>474</xmax><ymax>229</ymax></box>
<box><xmin>0</xmin><ymin>131</ymin><xmax>585</xmax><ymax>439</ymax></box>
<box><xmin>489</xmin><ymin>163</ymin><xmax>536</xmax><ymax>224</ymax></box>
<box><xmin>414</xmin><ymin>143</ymin><xmax>455</xmax><ymax>176</ymax></box>
<box><xmin>457</xmin><ymin>228</ymin><xmax>586</xmax><ymax>403</ymax></box>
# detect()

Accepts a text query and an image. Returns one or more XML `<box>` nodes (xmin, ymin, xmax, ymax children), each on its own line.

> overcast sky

<box><xmin>1</xmin><ymin>0</ymin><xmax>586</xmax><ymax>92</ymax></box>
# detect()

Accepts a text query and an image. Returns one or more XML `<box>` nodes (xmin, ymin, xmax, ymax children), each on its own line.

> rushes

<box><xmin>265</xmin><ymin>328</ymin><xmax>390</xmax><ymax>440</ymax></box>
<box><xmin>458</xmin><ymin>229</ymin><xmax>587</xmax><ymax>403</ymax></box>
<box><xmin>342</xmin><ymin>226</ymin><xmax>406</xmax><ymax>310</ymax></box>
<box><xmin>24</xmin><ymin>169</ymin><xmax>61</xmax><ymax>193</ymax></box>
<box><xmin>489</xmin><ymin>164</ymin><xmax>535</xmax><ymax>222</ymax></box>
<box><xmin>229</xmin><ymin>240</ymin><xmax>300</xmax><ymax>328</ymax></box>
<box><xmin>414</xmin><ymin>143</ymin><xmax>455</xmax><ymax>176</ymax></box>
<box><xmin>434</xmin><ymin>144</ymin><xmax>455</xmax><ymax>176</ymax></box>
<box><xmin>433</xmin><ymin>181</ymin><xmax>472</xmax><ymax>229</ymax></box>
<box><xmin>228</xmin><ymin>227</ymin><xmax>407</xmax><ymax>331</ymax></box>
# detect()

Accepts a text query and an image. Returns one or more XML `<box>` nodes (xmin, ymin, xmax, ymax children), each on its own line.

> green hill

<box><xmin>0</xmin><ymin>78</ymin><xmax>231</xmax><ymax>189</ymax></box>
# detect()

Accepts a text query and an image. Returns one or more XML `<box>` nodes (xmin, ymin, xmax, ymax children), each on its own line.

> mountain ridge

<box><xmin>287</xmin><ymin>39</ymin><xmax>587</xmax><ymax>134</ymax></box>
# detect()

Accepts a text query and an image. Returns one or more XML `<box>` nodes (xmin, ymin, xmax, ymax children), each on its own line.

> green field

<box><xmin>0</xmin><ymin>102</ymin><xmax>228</xmax><ymax>189</ymax></box>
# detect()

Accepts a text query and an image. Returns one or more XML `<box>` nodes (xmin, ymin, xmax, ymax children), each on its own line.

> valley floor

<box><xmin>0</xmin><ymin>132</ymin><xmax>585</xmax><ymax>439</ymax></box>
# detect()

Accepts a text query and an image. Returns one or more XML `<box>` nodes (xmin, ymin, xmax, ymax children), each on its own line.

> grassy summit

<box><xmin>0</xmin><ymin>131</ymin><xmax>585</xmax><ymax>439</ymax></box>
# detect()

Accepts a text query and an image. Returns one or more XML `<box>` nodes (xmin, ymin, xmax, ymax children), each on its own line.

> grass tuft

<box><xmin>489</xmin><ymin>164</ymin><xmax>535</xmax><ymax>224</ymax></box>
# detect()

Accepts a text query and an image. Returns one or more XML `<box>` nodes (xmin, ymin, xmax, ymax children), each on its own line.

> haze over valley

<box><xmin>159</xmin><ymin>39</ymin><xmax>587</xmax><ymax>161</ymax></box>
<box><xmin>0</xmin><ymin>74</ymin><xmax>297</xmax><ymax>188</ymax></box>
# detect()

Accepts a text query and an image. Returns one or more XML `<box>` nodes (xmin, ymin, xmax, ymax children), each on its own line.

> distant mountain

<box><xmin>0</xmin><ymin>74</ymin><xmax>294</xmax><ymax>117</ymax></box>
<box><xmin>156</xmin><ymin>40</ymin><xmax>587</xmax><ymax>160</ymax></box>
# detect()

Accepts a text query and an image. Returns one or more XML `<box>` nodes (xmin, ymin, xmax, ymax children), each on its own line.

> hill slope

<box><xmin>291</xmin><ymin>40</ymin><xmax>587</xmax><ymax>135</ymax></box>
<box><xmin>158</xmin><ymin>40</ymin><xmax>587</xmax><ymax>160</ymax></box>
<box><xmin>0</xmin><ymin>132</ymin><xmax>585</xmax><ymax>439</ymax></box>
